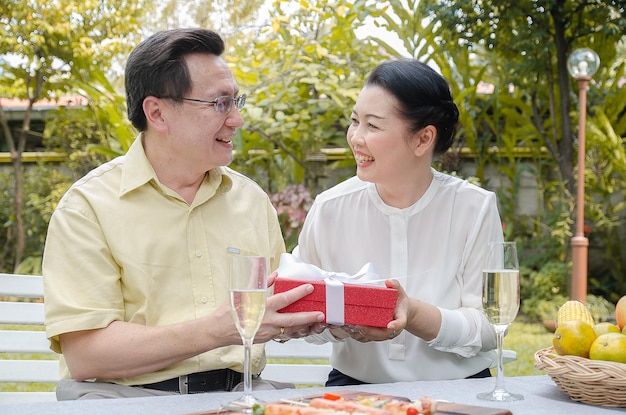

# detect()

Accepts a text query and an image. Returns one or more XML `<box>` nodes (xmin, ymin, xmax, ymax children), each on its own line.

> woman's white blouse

<box><xmin>297</xmin><ymin>170</ymin><xmax>503</xmax><ymax>382</ymax></box>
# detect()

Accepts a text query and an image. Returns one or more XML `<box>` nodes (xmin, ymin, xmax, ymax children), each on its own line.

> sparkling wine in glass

<box><xmin>477</xmin><ymin>241</ymin><xmax>524</xmax><ymax>402</ymax></box>
<box><xmin>226</xmin><ymin>255</ymin><xmax>267</xmax><ymax>412</ymax></box>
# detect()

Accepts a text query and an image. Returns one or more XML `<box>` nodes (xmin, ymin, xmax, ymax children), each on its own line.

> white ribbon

<box><xmin>276</xmin><ymin>253</ymin><xmax>384</xmax><ymax>325</ymax></box>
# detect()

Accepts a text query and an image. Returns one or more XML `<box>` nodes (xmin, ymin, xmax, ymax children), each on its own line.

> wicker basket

<box><xmin>534</xmin><ymin>347</ymin><xmax>626</xmax><ymax>407</ymax></box>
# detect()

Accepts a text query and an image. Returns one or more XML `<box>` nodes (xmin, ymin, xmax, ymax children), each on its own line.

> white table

<box><xmin>1</xmin><ymin>376</ymin><xmax>624</xmax><ymax>414</ymax></box>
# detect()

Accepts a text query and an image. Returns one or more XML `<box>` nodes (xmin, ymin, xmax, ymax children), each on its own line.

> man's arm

<box><xmin>60</xmin><ymin>282</ymin><xmax>324</xmax><ymax>381</ymax></box>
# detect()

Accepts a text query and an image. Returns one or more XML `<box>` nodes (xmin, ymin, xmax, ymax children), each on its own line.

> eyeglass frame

<box><xmin>161</xmin><ymin>94</ymin><xmax>246</xmax><ymax>114</ymax></box>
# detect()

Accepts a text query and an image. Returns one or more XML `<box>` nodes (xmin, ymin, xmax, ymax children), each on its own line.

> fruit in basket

<box><xmin>616</xmin><ymin>295</ymin><xmax>626</xmax><ymax>330</ymax></box>
<box><xmin>593</xmin><ymin>322</ymin><xmax>621</xmax><ymax>337</ymax></box>
<box><xmin>553</xmin><ymin>320</ymin><xmax>597</xmax><ymax>357</ymax></box>
<box><xmin>589</xmin><ymin>332</ymin><xmax>626</xmax><ymax>363</ymax></box>
<box><xmin>557</xmin><ymin>300</ymin><xmax>594</xmax><ymax>327</ymax></box>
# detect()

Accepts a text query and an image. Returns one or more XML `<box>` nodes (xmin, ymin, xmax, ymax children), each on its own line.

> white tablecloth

<box><xmin>1</xmin><ymin>376</ymin><xmax>624</xmax><ymax>414</ymax></box>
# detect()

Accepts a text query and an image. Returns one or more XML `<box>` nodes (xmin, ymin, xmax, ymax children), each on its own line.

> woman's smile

<box><xmin>354</xmin><ymin>150</ymin><xmax>375</xmax><ymax>166</ymax></box>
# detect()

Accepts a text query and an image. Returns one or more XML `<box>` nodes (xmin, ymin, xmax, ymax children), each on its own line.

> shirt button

<box><xmin>201</xmin><ymin>296</ymin><xmax>208</xmax><ymax>303</ymax></box>
<box><xmin>195</xmin><ymin>250</ymin><xmax>202</xmax><ymax>257</ymax></box>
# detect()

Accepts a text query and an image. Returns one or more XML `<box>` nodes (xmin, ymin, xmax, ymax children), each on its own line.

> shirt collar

<box><xmin>119</xmin><ymin>135</ymin><xmax>154</xmax><ymax>197</ymax></box>
<box><xmin>119</xmin><ymin>134</ymin><xmax>233</xmax><ymax>198</ymax></box>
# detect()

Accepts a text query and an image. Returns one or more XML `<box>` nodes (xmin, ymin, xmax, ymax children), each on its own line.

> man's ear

<box><xmin>143</xmin><ymin>96</ymin><xmax>169</xmax><ymax>133</ymax></box>
<box><xmin>412</xmin><ymin>125</ymin><xmax>437</xmax><ymax>157</ymax></box>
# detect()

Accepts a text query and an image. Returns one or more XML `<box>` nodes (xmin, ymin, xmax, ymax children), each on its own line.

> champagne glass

<box><xmin>477</xmin><ymin>241</ymin><xmax>524</xmax><ymax>402</ymax></box>
<box><xmin>226</xmin><ymin>255</ymin><xmax>268</xmax><ymax>411</ymax></box>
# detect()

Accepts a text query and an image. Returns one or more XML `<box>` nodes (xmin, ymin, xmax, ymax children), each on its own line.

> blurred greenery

<box><xmin>500</xmin><ymin>320</ymin><xmax>554</xmax><ymax>377</ymax></box>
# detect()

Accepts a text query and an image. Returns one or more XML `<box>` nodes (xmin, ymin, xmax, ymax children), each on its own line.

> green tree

<box><xmin>417</xmin><ymin>0</ymin><xmax>625</xmax><ymax>195</ymax></box>
<box><xmin>229</xmin><ymin>0</ymin><xmax>386</xmax><ymax>193</ymax></box>
<box><xmin>0</xmin><ymin>0</ymin><xmax>145</xmax><ymax>270</ymax></box>
<box><xmin>142</xmin><ymin>0</ymin><xmax>265</xmax><ymax>37</ymax></box>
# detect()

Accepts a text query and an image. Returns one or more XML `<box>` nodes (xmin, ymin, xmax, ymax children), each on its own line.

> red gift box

<box><xmin>274</xmin><ymin>277</ymin><xmax>397</xmax><ymax>328</ymax></box>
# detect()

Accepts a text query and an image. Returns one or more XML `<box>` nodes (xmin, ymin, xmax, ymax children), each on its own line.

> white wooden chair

<box><xmin>264</xmin><ymin>339</ymin><xmax>332</xmax><ymax>386</ymax></box>
<box><xmin>0</xmin><ymin>273</ymin><xmax>59</xmax><ymax>403</ymax></box>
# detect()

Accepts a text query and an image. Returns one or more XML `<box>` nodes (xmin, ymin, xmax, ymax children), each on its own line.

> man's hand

<box><xmin>254</xmin><ymin>276</ymin><xmax>325</xmax><ymax>342</ymax></box>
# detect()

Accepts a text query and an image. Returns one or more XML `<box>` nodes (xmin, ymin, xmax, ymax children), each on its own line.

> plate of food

<box><xmin>193</xmin><ymin>390</ymin><xmax>511</xmax><ymax>415</ymax></box>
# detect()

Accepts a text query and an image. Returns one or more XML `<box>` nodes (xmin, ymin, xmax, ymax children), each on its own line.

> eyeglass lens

<box><xmin>215</xmin><ymin>94</ymin><xmax>246</xmax><ymax>113</ymax></box>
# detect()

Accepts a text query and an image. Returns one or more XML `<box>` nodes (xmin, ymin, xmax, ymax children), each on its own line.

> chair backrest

<box><xmin>264</xmin><ymin>339</ymin><xmax>332</xmax><ymax>386</ymax></box>
<box><xmin>0</xmin><ymin>273</ymin><xmax>59</xmax><ymax>403</ymax></box>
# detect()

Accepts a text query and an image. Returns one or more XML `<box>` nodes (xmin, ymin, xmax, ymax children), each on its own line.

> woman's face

<box><xmin>346</xmin><ymin>85</ymin><xmax>419</xmax><ymax>185</ymax></box>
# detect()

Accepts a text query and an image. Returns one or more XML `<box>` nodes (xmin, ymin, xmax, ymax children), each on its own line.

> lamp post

<box><xmin>566</xmin><ymin>48</ymin><xmax>600</xmax><ymax>303</ymax></box>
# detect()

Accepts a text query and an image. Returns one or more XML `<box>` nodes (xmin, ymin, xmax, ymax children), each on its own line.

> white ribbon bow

<box><xmin>276</xmin><ymin>253</ymin><xmax>384</xmax><ymax>325</ymax></box>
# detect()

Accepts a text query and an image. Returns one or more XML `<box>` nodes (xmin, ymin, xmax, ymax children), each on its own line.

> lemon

<box><xmin>589</xmin><ymin>332</ymin><xmax>626</xmax><ymax>363</ymax></box>
<box><xmin>553</xmin><ymin>320</ymin><xmax>597</xmax><ymax>357</ymax></box>
<box><xmin>593</xmin><ymin>322</ymin><xmax>621</xmax><ymax>337</ymax></box>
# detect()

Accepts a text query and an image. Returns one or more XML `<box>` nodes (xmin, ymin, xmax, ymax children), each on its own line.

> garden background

<box><xmin>0</xmin><ymin>0</ymin><xmax>625</xmax><ymax>375</ymax></box>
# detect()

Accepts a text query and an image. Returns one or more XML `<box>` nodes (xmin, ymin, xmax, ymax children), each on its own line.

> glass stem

<box><xmin>243</xmin><ymin>337</ymin><xmax>253</xmax><ymax>395</ymax></box>
<box><xmin>494</xmin><ymin>324</ymin><xmax>507</xmax><ymax>392</ymax></box>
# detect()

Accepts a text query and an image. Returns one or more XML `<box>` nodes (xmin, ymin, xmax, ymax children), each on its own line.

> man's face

<box><xmin>159</xmin><ymin>53</ymin><xmax>244</xmax><ymax>171</ymax></box>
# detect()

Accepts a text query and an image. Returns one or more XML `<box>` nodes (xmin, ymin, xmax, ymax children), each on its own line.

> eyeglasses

<box><xmin>165</xmin><ymin>94</ymin><xmax>246</xmax><ymax>114</ymax></box>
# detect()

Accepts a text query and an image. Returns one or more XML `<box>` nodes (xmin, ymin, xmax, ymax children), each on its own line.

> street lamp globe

<box><xmin>567</xmin><ymin>48</ymin><xmax>600</xmax><ymax>79</ymax></box>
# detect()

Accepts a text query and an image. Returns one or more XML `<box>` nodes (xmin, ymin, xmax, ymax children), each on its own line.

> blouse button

<box><xmin>195</xmin><ymin>250</ymin><xmax>202</xmax><ymax>258</ymax></box>
<box><xmin>201</xmin><ymin>296</ymin><xmax>208</xmax><ymax>303</ymax></box>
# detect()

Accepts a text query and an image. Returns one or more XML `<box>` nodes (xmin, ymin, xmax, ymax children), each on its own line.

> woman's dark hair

<box><xmin>364</xmin><ymin>59</ymin><xmax>459</xmax><ymax>155</ymax></box>
<box><xmin>125</xmin><ymin>28</ymin><xmax>225</xmax><ymax>131</ymax></box>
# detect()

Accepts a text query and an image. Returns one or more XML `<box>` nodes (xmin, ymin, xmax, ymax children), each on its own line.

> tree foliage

<box><xmin>417</xmin><ymin>0</ymin><xmax>625</xmax><ymax>192</ymax></box>
<box><xmin>0</xmin><ymin>0</ymin><xmax>145</xmax><ymax>271</ymax></box>
<box><xmin>142</xmin><ymin>0</ymin><xmax>266</xmax><ymax>40</ymax></box>
<box><xmin>228</xmin><ymin>0</ymin><xmax>387</xmax><ymax>193</ymax></box>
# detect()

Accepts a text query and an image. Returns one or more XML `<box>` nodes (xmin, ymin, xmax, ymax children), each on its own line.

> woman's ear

<box><xmin>412</xmin><ymin>125</ymin><xmax>437</xmax><ymax>157</ymax></box>
<box><xmin>143</xmin><ymin>96</ymin><xmax>169</xmax><ymax>133</ymax></box>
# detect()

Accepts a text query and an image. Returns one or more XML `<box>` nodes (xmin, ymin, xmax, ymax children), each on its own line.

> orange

<box><xmin>553</xmin><ymin>320</ymin><xmax>597</xmax><ymax>357</ymax></box>
<box><xmin>593</xmin><ymin>322</ymin><xmax>621</xmax><ymax>337</ymax></box>
<box><xmin>616</xmin><ymin>295</ymin><xmax>626</xmax><ymax>330</ymax></box>
<box><xmin>589</xmin><ymin>332</ymin><xmax>626</xmax><ymax>363</ymax></box>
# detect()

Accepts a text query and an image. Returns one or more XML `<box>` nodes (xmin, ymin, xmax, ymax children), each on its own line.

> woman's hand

<box><xmin>327</xmin><ymin>279</ymin><xmax>409</xmax><ymax>343</ymax></box>
<box><xmin>386</xmin><ymin>278</ymin><xmax>409</xmax><ymax>333</ymax></box>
